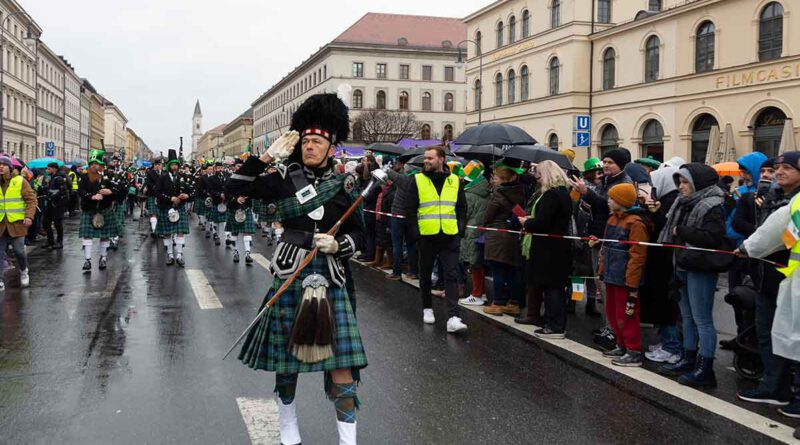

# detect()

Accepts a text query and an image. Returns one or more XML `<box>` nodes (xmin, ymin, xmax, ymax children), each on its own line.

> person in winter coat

<box><xmin>356</xmin><ymin>154</ymin><xmax>379</xmax><ymax>262</ymax></box>
<box><xmin>482</xmin><ymin>161</ymin><xmax>526</xmax><ymax>316</ymax></box>
<box><xmin>515</xmin><ymin>160</ymin><xmax>573</xmax><ymax>339</ymax></box>
<box><xmin>641</xmin><ymin>165</ymin><xmax>682</xmax><ymax>365</ymax></box>
<box><xmin>458</xmin><ymin>160</ymin><xmax>490</xmax><ymax>306</ymax></box>
<box><xmin>0</xmin><ymin>156</ymin><xmax>37</xmax><ymax>290</ymax></box>
<box><xmin>370</xmin><ymin>181</ymin><xmax>395</xmax><ymax>270</ymax></box>
<box><xmin>598</xmin><ymin>183</ymin><xmax>652</xmax><ymax>367</ymax></box>
<box><xmin>385</xmin><ymin>160</ymin><xmax>420</xmax><ymax>280</ymax></box>
<box><xmin>657</xmin><ymin>163</ymin><xmax>727</xmax><ymax>388</ymax></box>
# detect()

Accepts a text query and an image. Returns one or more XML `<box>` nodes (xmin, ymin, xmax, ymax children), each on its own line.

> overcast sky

<box><xmin>25</xmin><ymin>0</ymin><xmax>490</xmax><ymax>156</ymax></box>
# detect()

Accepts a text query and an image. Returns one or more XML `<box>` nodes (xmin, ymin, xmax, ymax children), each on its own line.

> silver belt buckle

<box><xmin>295</xmin><ymin>184</ymin><xmax>317</xmax><ymax>204</ymax></box>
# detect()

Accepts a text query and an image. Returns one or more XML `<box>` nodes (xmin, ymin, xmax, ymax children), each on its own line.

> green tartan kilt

<box><xmin>115</xmin><ymin>203</ymin><xmax>126</xmax><ymax>230</ymax></box>
<box><xmin>154</xmin><ymin>207</ymin><xmax>190</xmax><ymax>236</ymax></box>
<box><xmin>252</xmin><ymin>200</ymin><xmax>264</xmax><ymax>219</ymax></box>
<box><xmin>226</xmin><ymin>208</ymin><xmax>256</xmax><ymax>235</ymax></box>
<box><xmin>200</xmin><ymin>200</ymin><xmax>213</xmax><ymax>218</ymax></box>
<box><xmin>79</xmin><ymin>207</ymin><xmax>121</xmax><ymax>239</ymax></box>
<box><xmin>208</xmin><ymin>206</ymin><xmax>227</xmax><ymax>223</ymax></box>
<box><xmin>238</xmin><ymin>256</ymin><xmax>368</xmax><ymax>374</ymax></box>
<box><xmin>145</xmin><ymin>196</ymin><xmax>157</xmax><ymax>214</ymax></box>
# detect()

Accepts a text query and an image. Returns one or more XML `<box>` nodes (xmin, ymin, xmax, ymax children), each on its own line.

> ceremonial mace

<box><xmin>223</xmin><ymin>168</ymin><xmax>388</xmax><ymax>360</ymax></box>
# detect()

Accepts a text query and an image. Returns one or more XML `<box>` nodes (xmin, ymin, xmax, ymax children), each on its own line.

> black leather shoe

<box><xmin>99</xmin><ymin>256</ymin><xmax>107</xmax><ymax>270</ymax></box>
<box><xmin>166</xmin><ymin>255</ymin><xmax>175</xmax><ymax>266</ymax></box>
<box><xmin>82</xmin><ymin>260</ymin><xmax>91</xmax><ymax>272</ymax></box>
<box><xmin>245</xmin><ymin>252</ymin><xmax>253</xmax><ymax>265</ymax></box>
<box><xmin>233</xmin><ymin>251</ymin><xmax>240</xmax><ymax>263</ymax></box>
<box><xmin>176</xmin><ymin>255</ymin><xmax>185</xmax><ymax>267</ymax></box>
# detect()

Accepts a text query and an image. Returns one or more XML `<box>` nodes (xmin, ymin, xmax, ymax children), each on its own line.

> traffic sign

<box><xmin>574</xmin><ymin>115</ymin><xmax>591</xmax><ymax>131</ymax></box>
<box><xmin>45</xmin><ymin>141</ymin><xmax>55</xmax><ymax>157</ymax></box>
<box><xmin>574</xmin><ymin>132</ymin><xmax>591</xmax><ymax>148</ymax></box>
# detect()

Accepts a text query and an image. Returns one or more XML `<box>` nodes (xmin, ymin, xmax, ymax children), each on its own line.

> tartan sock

<box><xmin>175</xmin><ymin>236</ymin><xmax>185</xmax><ymax>255</ymax></box>
<box><xmin>330</xmin><ymin>383</ymin><xmax>358</xmax><ymax>424</ymax></box>
<box><xmin>99</xmin><ymin>240</ymin><xmax>110</xmax><ymax>257</ymax></box>
<box><xmin>274</xmin><ymin>374</ymin><xmax>298</xmax><ymax>405</ymax></box>
<box><xmin>149</xmin><ymin>216</ymin><xmax>157</xmax><ymax>232</ymax></box>
<box><xmin>243</xmin><ymin>235</ymin><xmax>252</xmax><ymax>253</ymax></box>
<box><xmin>82</xmin><ymin>239</ymin><xmax>92</xmax><ymax>260</ymax></box>
<box><xmin>163</xmin><ymin>238</ymin><xmax>173</xmax><ymax>255</ymax></box>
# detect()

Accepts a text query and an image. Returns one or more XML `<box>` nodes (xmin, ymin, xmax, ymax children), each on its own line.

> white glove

<box><xmin>264</xmin><ymin>130</ymin><xmax>299</xmax><ymax>163</ymax></box>
<box><xmin>313</xmin><ymin>233</ymin><xmax>339</xmax><ymax>254</ymax></box>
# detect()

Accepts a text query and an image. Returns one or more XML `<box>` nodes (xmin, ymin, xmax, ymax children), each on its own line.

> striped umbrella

<box><xmin>721</xmin><ymin>123</ymin><xmax>738</xmax><ymax>162</ymax></box>
<box><xmin>704</xmin><ymin>125</ymin><xmax>721</xmax><ymax>165</ymax></box>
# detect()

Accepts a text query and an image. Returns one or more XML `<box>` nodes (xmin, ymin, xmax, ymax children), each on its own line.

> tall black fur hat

<box><xmin>288</xmin><ymin>93</ymin><xmax>349</xmax><ymax>163</ymax></box>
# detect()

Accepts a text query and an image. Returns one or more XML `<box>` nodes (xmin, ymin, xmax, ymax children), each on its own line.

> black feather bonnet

<box><xmin>288</xmin><ymin>93</ymin><xmax>349</xmax><ymax>163</ymax></box>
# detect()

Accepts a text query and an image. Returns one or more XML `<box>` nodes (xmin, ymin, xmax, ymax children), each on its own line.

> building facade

<box><xmin>0</xmin><ymin>0</ymin><xmax>42</xmax><ymax>160</ymax></box>
<box><xmin>61</xmin><ymin>57</ymin><xmax>81</xmax><ymax>162</ymax></box>
<box><xmin>222</xmin><ymin>109</ymin><xmax>252</xmax><ymax>157</ymax></box>
<box><xmin>125</xmin><ymin>127</ymin><xmax>137</xmax><ymax>162</ymax></box>
<box><xmin>79</xmin><ymin>81</ymin><xmax>91</xmax><ymax>157</ymax></box>
<box><xmin>103</xmin><ymin>101</ymin><xmax>127</xmax><ymax>158</ymax></box>
<box><xmin>251</xmin><ymin>13</ymin><xmax>468</xmax><ymax>153</ymax></box>
<box><xmin>36</xmin><ymin>42</ymin><xmax>66</xmax><ymax>160</ymax></box>
<box><xmin>464</xmin><ymin>0</ymin><xmax>800</xmax><ymax>164</ymax></box>
<box><xmin>195</xmin><ymin>123</ymin><xmax>225</xmax><ymax>161</ymax></box>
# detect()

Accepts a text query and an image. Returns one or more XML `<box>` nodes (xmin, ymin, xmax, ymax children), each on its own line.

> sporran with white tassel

<box><xmin>289</xmin><ymin>274</ymin><xmax>336</xmax><ymax>363</ymax></box>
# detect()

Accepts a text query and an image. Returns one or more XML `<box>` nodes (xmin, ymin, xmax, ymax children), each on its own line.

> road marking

<box><xmin>235</xmin><ymin>397</ymin><xmax>280</xmax><ymax>445</ymax></box>
<box><xmin>250</xmin><ymin>253</ymin><xmax>271</xmax><ymax>270</ymax></box>
<box><xmin>185</xmin><ymin>269</ymin><xmax>223</xmax><ymax>310</ymax></box>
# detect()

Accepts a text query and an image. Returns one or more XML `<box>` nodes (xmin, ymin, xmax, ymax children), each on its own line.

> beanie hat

<box><xmin>608</xmin><ymin>183</ymin><xmax>637</xmax><ymax>208</ymax></box>
<box><xmin>762</xmin><ymin>158</ymin><xmax>775</xmax><ymax>170</ymax></box>
<box><xmin>603</xmin><ymin>148</ymin><xmax>630</xmax><ymax>169</ymax></box>
<box><xmin>559</xmin><ymin>148</ymin><xmax>576</xmax><ymax>163</ymax></box>
<box><xmin>0</xmin><ymin>156</ymin><xmax>13</xmax><ymax>168</ymax></box>
<box><xmin>775</xmin><ymin>151</ymin><xmax>800</xmax><ymax>171</ymax></box>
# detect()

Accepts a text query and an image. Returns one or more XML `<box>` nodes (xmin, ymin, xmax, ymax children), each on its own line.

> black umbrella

<box><xmin>366</xmin><ymin>142</ymin><xmax>405</xmax><ymax>156</ymax></box>
<box><xmin>399</xmin><ymin>146</ymin><xmax>455</xmax><ymax>162</ymax></box>
<box><xmin>502</xmin><ymin>144</ymin><xmax>573</xmax><ymax>170</ymax></box>
<box><xmin>455</xmin><ymin>144</ymin><xmax>505</xmax><ymax>161</ymax></box>
<box><xmin>453</xmin><ymin>123</ymin><xmax>537</xmax><ymax>146</ymax></box>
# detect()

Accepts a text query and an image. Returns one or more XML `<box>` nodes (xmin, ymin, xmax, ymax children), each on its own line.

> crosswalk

<box><xmin>185</xmin><ymin>269</ymin><xmax>223</xmax><ymax>309</ymax></box>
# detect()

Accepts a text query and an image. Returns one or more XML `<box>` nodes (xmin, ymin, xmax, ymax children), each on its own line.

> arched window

<box><xmin>507</xmin><ymin>70</ymin><xmax>516</xmax><ymax>104</ymax></box>
<box><xmin>352</xmin><ymin>122</ymin><xmax>364</xmax><ymax>141</ymax></box>
<box><xmin>422</xmin><ymin>92</ymin><xmax>432</xmax><ymax>111</ymax></box>
<box><xmin>645</xmin><ymin>36</ymin><xmax>660</xmax><ymax>82</ymax></box>
<box><xmin>522</xmin><ymin>10</ymin><xmax>530</xmax><ymax>38</ymax></box>
<box><xmin>548</xmin><ymin>133</ymin><xmax>559</xmax><ymax>150</ymax></box>
<box><xmin>754</xmin><ymin>107</ymin><xmax>787</xmax><ymax>158</ymax></box>
<box><xmin>598</xmin><ymin>0</ymin><xmax>611</xmax><ymax>23</ymax></box>
<box><xmin>421</xmin><ymin>124</ymin><xmax>431</xmax><ymax>140</ymax></box>
<box><xmin>551</xmin><ymin>0</ymin><xmax>561</xmax><ymax>28</ymax></box>
<box><xmin>641</xmin><ymin>119</ymin><xmax>665</xmax><ymax>161</ymax></box>
<box><xmin>759</xmin><ymin>2</ymin><xmax>784</xmax><ymax>62</ymax></box>
<box><xmin>399</xmin><ymin>91</ymin><xmax>409</xmax><ymax>110</ymax></box>
<box><xmin>474</xmin><ymin>79</ymin><xmax>482</xmax><ymax>110</ymax></box>
<box><xmin>649</xmin><ymin>0</ymin><xmax>662</xmax><ymax>12</ymax></box>
<box><xmin>691</xmin><ymin>114</ymin><xmax>719</xmax><ymax>162</ymax></box>
<box><xmin>695</xmin><ymin>21</ymin><xmax>715</xmax><ymax>73</ymax></box>
<box><xmin>496</xmin><ymin>21</ymin><xmax>504</xmax><ymax>48</ymax></box>
<box><xmin>520</xmin><ymin>66</ymin><xmax>529</xmax><ymax>101</ymax></box>
<box><xmin>376</xmin><ymin>90</ymin><xmax>386</xmax><ymax>109</ymax></box>
<box><xmin>444</xmin><ymin>124</ymin><xmax>454</xmax><ymax>141</ymax></box>
<box><xmin>603</xmin><ymin>48</ymin><xmax>615</xmax><ymax>90</ymax></box>
<box><xmin>444</xmin><ymin>93</ymin><xmax>454</xmax><ymax>111</ymax></box>
<box><xmin>509</xmin><ymin>16</ymin><xmax>516</xmax><ymax>44</ymax></box>
<box><xmin>476</xmin><ymin>31</ymin><xmax>482</xmax><ymax>55</ymax></box>
<box><xmin>495</xmin><ymin>73</ymin><xmax>503</xmax><ymax>106</ymax></box>
<box><xmin>549</xmin><ymin>58</ymin><xmax>560</xmax><ymax>96</ymax></box>
<box><xmin>352</xmin><ymin>89</ymin><xmax>363</xmax><ymax>109</ymax></box>
<box><xmin>600</xmin><ymin>124</ymin><xmax>619</xmax><ymax>156</ymax></box>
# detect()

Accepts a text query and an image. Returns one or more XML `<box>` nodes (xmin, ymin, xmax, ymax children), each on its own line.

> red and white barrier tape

<box><xmin>363</xmin><ymin>209</ymin><xmax>785</xmax><ymax>268</ymax></box>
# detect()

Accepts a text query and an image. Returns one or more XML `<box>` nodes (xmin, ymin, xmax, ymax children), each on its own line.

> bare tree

<box><xmin>351</xmin><ymin>110</ymin><xmax>422</xmax><ymax>144</ymax></box>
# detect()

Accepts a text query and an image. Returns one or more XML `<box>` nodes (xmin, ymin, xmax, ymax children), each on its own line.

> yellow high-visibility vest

<box><xmin>0</xmin><ymin>176</ymin><xmax>25</xmax><ymax>223</ymax></box>
<box><xmin>68</xmin><ymin>171</ymin><xmax>78</xmax><ymax>190</ymax></box>
<box><xmin>415</xmin><ymin>172</ymin><xmax>459</xmax><ymax>235</ymax></box>
<box><xmin>778</xmin><ymin>194</ymin><xmax>800</xmax><ymax>277</ymax></box>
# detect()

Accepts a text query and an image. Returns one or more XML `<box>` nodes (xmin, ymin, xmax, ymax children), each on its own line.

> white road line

<box><xmin>185</xmin><ymin>269</ymin><xmax>223</xmax><ymax>310</ymax></box>
<box><xmin>236</xmin><ymin>397</ymin><xmax>280</xmax><ymax>445</ymax></box>
<box><xmin>250</xmin><ymin>253</ymin><xmax>271</xmax><ymax>270</ymax></box>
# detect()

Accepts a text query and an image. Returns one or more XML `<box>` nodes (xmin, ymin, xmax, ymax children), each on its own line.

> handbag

<box><xmin>675</xmin><ymin>236</ymin><xmax>736</xmax><ymax>273</ymax></box>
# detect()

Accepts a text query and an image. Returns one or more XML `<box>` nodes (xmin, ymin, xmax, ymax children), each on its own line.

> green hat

<box><xmin>462</xmin><ymin>160</ymin><xmax>485</xmax><ymax>183</ymax></box>
<box><xmin>493</xmin><ymin>160</ymin><xmax>524</xmax><ymax>175</ymax></box>
<box><xmin>583</xmin><ymin>157</ymin><xmax>602</xmax><ymax>173</ymax></box>
<box><xmin>634</xmin><ymin>156</ymin><xmax>661</xmax><ymax>169</ymax></box>
<box><xmin>446</xmin><ymin>160</ymin><xmax>464</xmax><ymax>178</ymax></box>
<box><xmin>165</xmin><ymin>149</ymin><xmax>180</xmax><ymax>167</ymax></box>
<box><xmin>88</xmin><ymin>149</ymin><xmax>106</xmax><ymax>166</ymax></box>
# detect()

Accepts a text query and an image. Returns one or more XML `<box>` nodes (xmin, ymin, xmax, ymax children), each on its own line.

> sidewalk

<box><xmin>354</xmin><ymin>259</ymin><xmax>798</xmax><ymax>444</ymax></box>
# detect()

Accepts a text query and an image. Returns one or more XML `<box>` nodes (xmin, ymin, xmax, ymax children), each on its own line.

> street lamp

<box><xmin>0</xmin><ymin>14</ymin><xmax>38</xmax><ymax>155</ymax></box>
<box><xmin>456</xmin><ymin>39</ymin><xmax>483</xmax><ymax>125</ymax></box>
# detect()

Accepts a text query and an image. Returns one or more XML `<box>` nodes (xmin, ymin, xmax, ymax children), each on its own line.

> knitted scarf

<box><xmin>658</xmin><ymin>185</ymin><xmax>725</xmax><ymax>244</ymax></box>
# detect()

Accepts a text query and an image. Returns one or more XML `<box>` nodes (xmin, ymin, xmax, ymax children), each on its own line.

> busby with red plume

<box><xmin>288</xmin><ymin>93</ymin><xmax>350</xmax><ymax>165</ymax></box>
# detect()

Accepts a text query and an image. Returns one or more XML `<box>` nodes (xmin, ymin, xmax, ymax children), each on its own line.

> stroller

<box><xmin>724</xmin><ymin>285</ymin><xmax>764</xmax><ymax>381</ymax></box>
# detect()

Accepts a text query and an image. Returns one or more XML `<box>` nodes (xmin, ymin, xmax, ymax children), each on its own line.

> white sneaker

<box><xmin>20</xmin><ymin>269</ymin><xmax>29</xmax><ymax>288</ymax></box>
<box><xmin>423</xmin><ymin>309</ymin><xmax>435</xmax><ymax>324</ymax></box>
<box><xmin>0</xmin><ymin>280</ymin><xmax>5</xmax><ymax>291</ymax></box>
<box><xmin>645</xmin><ymin>346</ymin><xmax>680</xmax><ymax>364</ymax></box>
<box><xmin>336</xmin><ymin>420</ymin><xmax>357</xmax><ymax>445</ymax></box>
<box><xmin>458</xmin><ymin>295</ymin><xmax>486</xmax><ymax>306</ymax></box>
<box><xmin>446</xmin><ymin>316</ymin><xmax>467</xmax><ymax>333</ymax></box>
<box><xmin>276</xmin><ymin>398</ymin><xmax>301</xmax><ymax>445</ymax></box>
<box><xmin>647</xmin><ymin>343</ymin><xmax>662</xmax><ymax>352</ymax></box>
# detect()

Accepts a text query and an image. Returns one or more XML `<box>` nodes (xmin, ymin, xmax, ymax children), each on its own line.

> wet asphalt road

<box><xmin>0</xmin><ymin>214</ymin><xmax>785</xmax><ymax>444</ymax></box>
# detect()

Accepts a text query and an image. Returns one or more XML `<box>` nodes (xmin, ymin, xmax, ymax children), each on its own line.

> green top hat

<box><xmin>583</xmin><ymin>157</ymin><xmax>603</xmax><ymax>173</ymax></box>
<box><xmin>493</xmin><ymin>160</ymin><xmax>524</xmax><ymax>175</ymax></box>
<box><xmin>165</xmin><ymin>149</ymin><xmax>180</xmax><ymax>167</ymax></box>
<box><xmin>88</xmin><ymin>148</ymin><xmax>106</xmax><ymax>166</ymax></box>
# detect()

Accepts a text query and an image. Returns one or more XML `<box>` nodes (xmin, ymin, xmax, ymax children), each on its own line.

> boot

<box><xmin>585</xmin><ymin>298</ymin><xmax>601</xmax><ymax>318</ymax></box>
<box><xmin>276</xmin><ymin>398</ymin><xmax>302</xmax><ymax>445</ymax></box>
<box><xmin>379</xmin><ymin>249</ymin><xmax>394</xmax><ymax>270</ymax></box>
<box><xmin>658</xmin><ymin>350</ymin><xmax>696</xmax><ymax>376</ymax></box>
<box><xmin>514</xmin><ymin>289</ymin><xmax>543</xmax><ymax>325</ymax></box>
<box><xmin>367</xmin><ymin>248</ymin><xmax>384</xmax><ymax>267</ymax></box>
<box><xmin>678</xmin><ymin>355</ymin><xmax>717</xmax><ymax>387</ymax></box>
<box><xmin>337</xmin><ymin>421</ymin><xmax>357</xmax><ymax>445</ymax></box>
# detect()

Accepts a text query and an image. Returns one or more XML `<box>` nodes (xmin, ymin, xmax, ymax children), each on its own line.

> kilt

<box><xmin>200</xmin><ymin>200</ymin><xmax>213</xmax><ymax>218</ymax></box>
<box><xmin>145</xmin><ymin>196</ymin><xmax>157</xmax><ymax>215</ymax></box>
<box><xmin>115</xmin><ymin>203</ymin><xmax>126</xmax><ymax>230</ymax></box>
<box><xmin>154</xmin><ymin>206</ymin><xmax>190</xmax><ymax>236</ymax></box>
<box><xmin>239</xmin><ymin>256</ymin><xmax>367</xmax><ymax>374</ymax></box>
<box><xmin>208</xmin><ymin>205</ymin><xmax>228</xmax><ymax>223</ymax></box>
<box><xmin>79</xmin><ymin>207</ymin><xmax>121</xmax><ymax>239</ymax></box>
<box><xmin>226</xmin><ymin>208</ymin><xmax>256</xmax><ymax>235</ymax></box>
<box><xmin>252</xmin><ymin>200</ymin><xmax>265</xmax><ymax>218</ymax></box>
